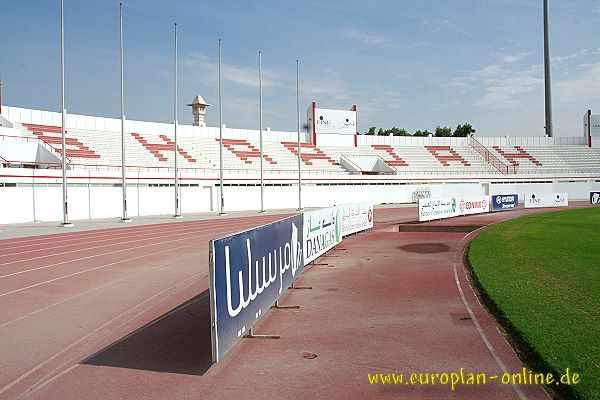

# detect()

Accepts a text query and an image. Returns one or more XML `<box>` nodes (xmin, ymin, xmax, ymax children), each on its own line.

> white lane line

<box><xmin>0</xmin><ymin>224</ymin><xmax>207</xmax><ymax>267</ymax></box>
<box><xmin>0</xmin><ymin>214</ymin><xmax>282</xmax><ymax>266</ymax></box>
<box><xmin>19</xmin><ymin>364</ymin><xmax>80</xmax><ymax>399</ymax></box>
<box><xmin>0</xmin><ymin>214</ymin><xmax>282</xmax><ymax>250</ymax></box>
<box><xmin>0</xmin><ymin>217</ymin><xmax>268</xmax><ymax>279</ymax></box>
<box><xmin>0</xmin><ymin>273</ymin><xmax>201</xmax><ymax>398</ymax></box>
<box><xmin>0</xmin><ymin>241</ymin><xmax>197</xmax><ymax>298</ymax></box>
<box><xmin>452</xmin><ymin>228</ymin><xmax>527</xmax><ymax>400</ymax></box>
<box><xmin>0</xmin><ymin>222</ymin><xmax>207</xmax><ymax>257</ymax></box>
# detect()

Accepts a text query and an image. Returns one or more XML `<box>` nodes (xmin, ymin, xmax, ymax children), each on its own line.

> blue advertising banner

<box><xmin>591</xmin><ymin>192</ymin><xmax>600</xmax><ymax>205</ymax></box>
<box><xmin>209</xmin><ymin>215</ymin><xmax>304</xmax><ymax>362</ymax></box>
<box><xmin>492</xmin><ymin>194</ymin><xmax>518</xmax><ymax>211</ymax></box>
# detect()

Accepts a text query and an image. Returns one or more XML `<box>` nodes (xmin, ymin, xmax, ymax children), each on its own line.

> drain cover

<box><xmin>400</xmin><ymin>243</ymin><xmax>450</xmax><ymax>253</ymax></box>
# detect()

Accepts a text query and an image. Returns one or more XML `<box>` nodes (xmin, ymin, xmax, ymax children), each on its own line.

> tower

<box><xmin>187</xmin><ymin>94</ymin><xmax>210</xmax><ymax>127</ymax></box>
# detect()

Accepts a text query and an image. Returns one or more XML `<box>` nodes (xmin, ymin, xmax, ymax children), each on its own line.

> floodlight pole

<box><xmin>60</xmin><ymin>0</ymin><xmax>72</xmax><ymax>227</ymax></box>
<box><xmin>173</xmin><ymin>23</ymin><xmax>182</xmax><ymax>218</ymax></box>
<box><xmin>296</xmin><ymin>60</ymin><xmax>303</xmax><ymax>211</ymax></box>
<box><xmin>259</xmin><ymin>51</ymin><xmax>266</xmax><ymax>213</ymax></box>
<box><xmin>119</xmin><ymin>2</ymin><xmax>131</xmax><ymax>222</ymax></box>
<box><xmin>218</xmin><ymin>39</ymin><xmax>226</xmax><ymax>215</ymax></box>
<box><xmin>543</xmin><ymin>0</ymin><xmax>553</xmax><ymax>137</ymax></box>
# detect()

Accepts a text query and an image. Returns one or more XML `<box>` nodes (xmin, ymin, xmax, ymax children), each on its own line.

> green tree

<box><xmin>377</xmin><ymin>128</ymin><xmax>390</xmax><ymax>136</ymax></box>
<box><xmin>366</xmin><ymin>126</ymin><xmax>376</xmax><ymax>135</ymax></box>
<box><xmin>391</xmin><ymin>127</ymin><xmax>410</xmax><ymax>136</ymax></box>
<box><xmin>453</xmin><ymin>123</ymin><xmax>476</xmax><ymax>137</ymax></box>
<box><xmin>413</xmin><ymin>129</ymin><xmax>431</xmax><ymax>137</ymax></box>
<box><xmin>434</xmin><ymin>126</ymin><xmax>452</xmax><ymax>137</ymax></box>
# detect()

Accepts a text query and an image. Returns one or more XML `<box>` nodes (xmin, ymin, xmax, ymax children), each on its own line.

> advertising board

<box><xmin>492</xmin><ymin>194</ymin><xmax>518</xmax><ymax>211</ymax></box>
<box><xmin>419</xmin><ymin>196</ymin><xmax>489</xmax><ymax>221</ymax></box>
<box><xmin>590</xmin><ymin>192</ymin><xmax>600</xmax><ymax>205</ymax></box>
<box><xmin>418</xmin><ymin>197</ymin><xmax>457</xmax><ymax>222</ymax></box>
<box><xmin>313</xmin><ymin>108</ymin><xmax>357</xmax><ymax>135</ymax></box>
<box><xmin>524</xmin><ymin>193</ymin><xmax>568</xmax><ymax>208</ymax></box>
<box><xmin>457</xmin><ymin>196</ymin><xmax>490</xmax><ymax>216</ymax></box>
<box><xmin>303</xmin><ymin>207</ymin><xmax>342</xmax><ymax>264</ymax></box>
<box><xmin>337</xmin><ymin>202</ymin><xmax>373</xmax><ymax>236</ymax></box>
<box><xmin>209</xmin><ymin>215</ymin><xmax>304</xmax><ymax>362</ymax></box>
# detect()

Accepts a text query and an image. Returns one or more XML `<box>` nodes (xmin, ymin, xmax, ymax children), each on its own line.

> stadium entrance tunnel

<box><xmin>397</xmin><ymin>224</ymin><xmax>483</xmax><ymax>233</ymax></box>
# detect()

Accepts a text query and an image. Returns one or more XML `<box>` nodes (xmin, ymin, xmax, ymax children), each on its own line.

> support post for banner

<box><xmin>291</xmin><ymin>281</ymin><xmax>312</xmax><ymax>290</ymax></box>
<box><xmin>243</xmin><ymin>328</ymin><xmax>280</xmax><ymax>340</ymax></box>
<box><xmin>272</xmin><ymin>300</ymin><xmax>300</xmax><ymax>310</ymax></box>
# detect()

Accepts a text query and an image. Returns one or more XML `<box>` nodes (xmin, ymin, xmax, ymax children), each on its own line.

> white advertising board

<box><xmin>303</xmin><ymin>207</ymin><xmax>342</xmax><ymax>264</ymax></box>
<box><xmin>314</xmin><ymin>108</ymin><xmax>357</xmax><ymax>135</ymax></box>
<box><xmin>418</xmin><ymin>197</ymin><xmax>457</xmax><ymax>222</ymax></box>
<box><xmin>457</xmin><ymin>196</ymin><xmax>490</xmax><ymax>216</ymax></box>
<box><xmin>419</xmin><ymin>196</ymin><xmax>490</xmax><ymax>222</ymax></box>
<box><xmin>524</xmin><ymin>193</ymin><xmax>568</xmax><ymax>208</ymax></box>
<box><xmin>591</xmin><ymin>115</ymin><xmax>600</xmax><ymax>138</ymax></box>
<box><xmin>338</xmin><ymin>202</ymin><xmax>373</xmax><ymax>236</ymax></box>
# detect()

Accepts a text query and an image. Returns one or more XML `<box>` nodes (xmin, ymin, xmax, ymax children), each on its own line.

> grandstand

<box><xmin>1</xmin><ymin>104</ymin><xmax>599</xmax><ymax>223</ymax></box>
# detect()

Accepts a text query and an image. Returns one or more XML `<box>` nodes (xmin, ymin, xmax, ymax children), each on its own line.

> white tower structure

<box><xmin>188</xmin><ymin>95</ymin><xmax>210</xmax><ymax>127</ymax></box>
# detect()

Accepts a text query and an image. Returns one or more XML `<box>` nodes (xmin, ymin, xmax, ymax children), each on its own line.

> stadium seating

<box><xmin>6</xmin><ymin>122</ymin><xmax>600</xmax><ymax>176</ymax></box>
<box><xmin>491</xmin><ymin>145</ymin><xmax>600</xmax><ymax>173</ymax></box>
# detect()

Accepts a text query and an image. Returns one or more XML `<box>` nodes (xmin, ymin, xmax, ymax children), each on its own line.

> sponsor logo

<box><xmin>223</xmin><ymin>223</ymin><xmax>302</xmax><ymax>318</ymax></box>
<box><xmin>492</xmin><ymin>194</ymin><xmax>518</xmax><ymax>210</ymax></box>
<box><xmin>591</xmin><ymin>192</ymin><xmax>600</xmax><ymax>205</ymax></box>
<box><xmin>305</xmin><ymin>211</ymin><xmax>338</xmax><ymax>261</ymax></box>
<box><xmin>316</xmin><ymin>115</ymin><xmax>331</xmax><ymax>126</ymax></box>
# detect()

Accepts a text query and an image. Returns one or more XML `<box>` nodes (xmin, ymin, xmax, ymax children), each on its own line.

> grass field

<box><xmin>468</xmin><ymin>208</ymin><xmax>600</xmax><ymax>400</ymax></box>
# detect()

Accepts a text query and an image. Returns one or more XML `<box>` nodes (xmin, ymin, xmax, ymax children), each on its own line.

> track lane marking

<box><xmin>0</xmin><ymin>214</ymin><xmax>290</xmax><ymax>250</ymax></box>
<box><xmin>0</xmin><ymin>217</ymin><xmax>275</xmax><ymax>279</ymax></box>
<box><xmin>0</xmin><ymin>273</ymin><xmax>202</xmax><ymax>398</ymax></box>
<box><xmin>452</xmin><ymin>228</ymin><xmax>527</xmax><ymax>400</ymax></box>
<box><xmin>0</xmin><ymin>241</ymin><xmax>198</xmax><ymax>297</ymax></box>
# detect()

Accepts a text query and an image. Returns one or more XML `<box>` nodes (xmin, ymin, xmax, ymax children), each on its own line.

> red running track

<box><xmin>0</xmin><ymin>214</ymin><xmax>289</xmax><ymax>399</ymax></box>
<box><xmin>1</xmin><ymin>204</ymin><xmax>591</xmax><ymax>399</ymax></box>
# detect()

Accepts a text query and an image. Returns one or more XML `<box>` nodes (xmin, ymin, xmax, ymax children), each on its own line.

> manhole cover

<box><xmin>400</xmin><ymin>243</ymin><xmax>450</xmax><ymax>253</ymax></box>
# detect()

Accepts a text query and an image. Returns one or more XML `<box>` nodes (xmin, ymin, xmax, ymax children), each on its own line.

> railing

<box><xmin>468</xmin><ymin>135</ymin><xmax>516</xmax><ymax>174</ymax></box>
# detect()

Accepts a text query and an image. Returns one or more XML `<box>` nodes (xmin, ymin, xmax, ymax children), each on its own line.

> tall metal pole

<box><xmin>296</xmin><ymin>59</ymin><xmax>302</xmax><ymax>211</ymax></box>
<box><xmin>119</xmin><ymin>2</ymin><xmax>130</xmax><ymax>222</ymax></box>
<box><xmin>173</xmin><ymin>23</ymin><xmax>182</xmax><ymax>218</ymax></box>
<box><xmin>543</xmin><ymin>0</ymin><xmax>553</xmax><ymax>137</ymax></box>
<box><xmin>60</xmin><ymin>0</ymin><xmax>72</xmax><ymax>227</ymax></box>
<box><xmin>259</xmin><ymin>51</ymin><xmax>265</xmax><ymax>213</ymax></box>
<box><xmin>218</xmin><ymin>39</ymin><xmax>226</xmax><ymax>215</ymax></box>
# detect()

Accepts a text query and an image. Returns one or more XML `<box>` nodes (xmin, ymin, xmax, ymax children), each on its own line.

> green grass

<box><xmin>468</xmin><ymin>208</ymin><xmax>600</xmax><ymax>400</ymax></box>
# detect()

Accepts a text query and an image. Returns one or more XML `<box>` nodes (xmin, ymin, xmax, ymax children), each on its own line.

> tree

<box><xmin>413</xmin><ymin>129</ymin><xmax>431</xmax><ymax>137</ymax></box>
<box><xmin>366</xmin><ymin>126</ymin><xmax>376</xmax><ymax>135</ymax></box>
<box><xmin>453</xmin><ymin>123</ymin><xmax>476</xmax><ymax>137</ymax></box>
<box><xmin>377</xmin><ymin>128</ymin><xmax>390</xmax><ymax>136</ymax></box>
<box><xmin>391</xmin><ymin>127</ymin><xmax>410</xmax><ymax>136</ymax></box>
<box><xmin>434</xmin><ymin>126</ymin><xmax>452</xmax><ymax>137</ymax></box>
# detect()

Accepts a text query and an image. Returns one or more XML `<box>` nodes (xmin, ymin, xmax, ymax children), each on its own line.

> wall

<box><xmin>4</xmin><ymin>164</ymin><xmax>598</xmax><ymax>224</ymax></box>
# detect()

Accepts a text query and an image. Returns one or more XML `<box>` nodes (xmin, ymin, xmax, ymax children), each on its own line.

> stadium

<box><xmin>1</xmin><ymin>1</ymin><xmax>599</xmax><ymax>400</ymax></box>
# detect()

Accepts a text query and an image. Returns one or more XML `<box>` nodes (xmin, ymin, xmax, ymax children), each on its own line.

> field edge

<box><xmin>463</xmin><ymin>225</ymin><xmax>579</xmax><ymax>400</ymax></box>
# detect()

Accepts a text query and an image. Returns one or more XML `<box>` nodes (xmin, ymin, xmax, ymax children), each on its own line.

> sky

<box><xmin>1</xmin><ymin>0</ymin><xmax>599</xmax><ymax>137</ymax></box>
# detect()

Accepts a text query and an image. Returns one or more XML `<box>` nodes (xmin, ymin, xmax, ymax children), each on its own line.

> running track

<box><xmin>0</xmin><ymin>214</ymin><xmax>289</xmax><ymax>399</ymax></box>
<box><xmin>1</xmin><ymin>205</ymin><xmax>592</xmax><ymax>399</ymax></box>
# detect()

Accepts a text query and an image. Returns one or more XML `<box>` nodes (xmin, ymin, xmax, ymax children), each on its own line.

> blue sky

<box><xmin>1</xmin><ymin>1</ymin><xmax>599</xmax><ymax>136</ymax></box>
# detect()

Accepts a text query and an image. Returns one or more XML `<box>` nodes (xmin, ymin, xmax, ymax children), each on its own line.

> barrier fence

<box><xmin>208</xmin><ymin>202</ymin><xmax>373</xmax><ymax>362</ymax></box>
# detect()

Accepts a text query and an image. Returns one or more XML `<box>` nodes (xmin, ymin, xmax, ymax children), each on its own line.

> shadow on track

<box><xmin>82</xmin><ymin>290</ymin><xmax>212</xmax><ymax>375</ymax></box>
